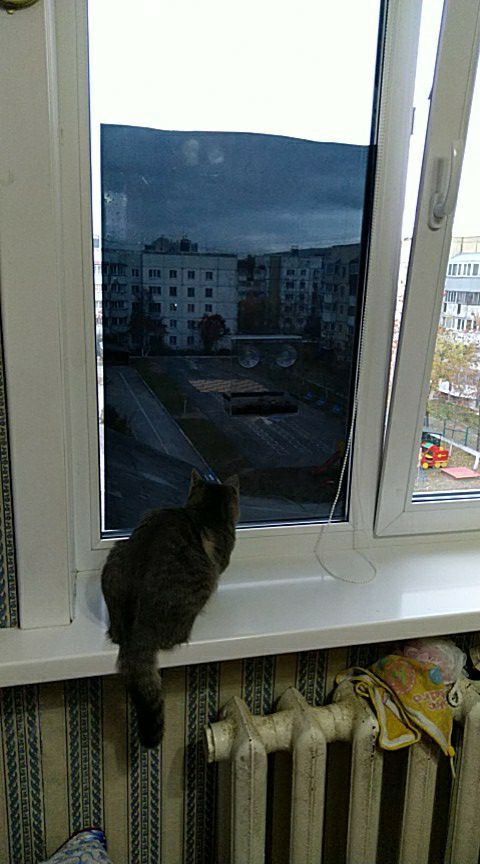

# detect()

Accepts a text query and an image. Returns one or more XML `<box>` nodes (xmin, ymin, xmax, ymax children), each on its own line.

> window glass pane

<box><xmin>414</xmin><ymin>60</ymin><xmax>480</xmax><ymax>497</ymax></box>
<box><xmin>88</xmin><ymin>0</ymin><xmax>383</xmax><ymax>532</ymax></box>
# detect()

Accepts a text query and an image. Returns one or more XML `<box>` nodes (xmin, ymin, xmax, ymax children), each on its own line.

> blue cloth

<box><xmin>40</xmin><ymin>829</ymin><xmax>112</xmax><ymax>863</ymax></box>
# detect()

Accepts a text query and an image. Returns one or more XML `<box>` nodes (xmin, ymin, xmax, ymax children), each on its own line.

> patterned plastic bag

<box><xmin>39</xmin><ymin>829</ymin><xmax>112</xmax><ymax>864</ymax></box>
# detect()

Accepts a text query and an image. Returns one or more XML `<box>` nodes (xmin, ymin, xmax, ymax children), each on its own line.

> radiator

<box><xmin>204</xmin><ymin>678</ymin><xmax>480</xmax><ymax>864</ymax></box>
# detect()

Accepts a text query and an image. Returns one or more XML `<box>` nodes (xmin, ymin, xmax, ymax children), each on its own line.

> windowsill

<box><xmin>1</xmin><ymin>539</ymin><xmax>480</xmax><ymax>687</ymax></box>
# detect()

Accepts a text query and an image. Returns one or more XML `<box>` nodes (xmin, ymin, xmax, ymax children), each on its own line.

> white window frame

<box><xmin>376</xmin><ymin>0</ymin><xmax>480</xmax><ymax>537</ymax></box>
<box><xmin>0</xmin><ymin>0</ymin><xmax>423</xmax><ymax>628</ymax></box>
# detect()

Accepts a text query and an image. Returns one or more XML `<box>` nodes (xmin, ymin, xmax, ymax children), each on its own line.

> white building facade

<box><xmin>441</xmin><ymin>252</ymin><xmax>480</xmax><ymax>335</ymax></box>
<box><xmin>100</xmin><ymin>237</ymin><xmax>238</xmax><ymax>352</ymax></box>
<box><xmin>142</xmin><ymin>250</ymin><xmax>237</xmax><ymax>350</ymax></box>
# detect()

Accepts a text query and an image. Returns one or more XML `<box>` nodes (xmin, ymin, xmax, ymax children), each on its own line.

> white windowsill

<box><xmin>1</xmin><ymin>540</ymin><xmax>480</xmax><ymax>687</ymax></box>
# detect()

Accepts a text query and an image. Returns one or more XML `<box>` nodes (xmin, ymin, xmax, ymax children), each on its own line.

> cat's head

<box><xmin>187</xmin><ymin>469</ymin><xmax>240</xmax><ymax>526</ymax></box>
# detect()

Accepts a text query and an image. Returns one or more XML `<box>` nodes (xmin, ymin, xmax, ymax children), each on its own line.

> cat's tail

<box><xmin>118</xmin><ymin>644</ymin><xmax>164</xmax><ymax>748</ymax></box>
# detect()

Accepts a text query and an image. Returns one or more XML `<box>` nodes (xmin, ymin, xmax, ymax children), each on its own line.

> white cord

<box><xmin>313</xmin><ymin>258</ymin><xmax>377</xmax><ymax>584</ymax></box>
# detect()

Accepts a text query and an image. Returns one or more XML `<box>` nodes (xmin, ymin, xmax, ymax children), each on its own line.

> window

<box><xmin>187</xmin><ymin>287</ymin><xmax>195</xmax><ymax>297</ymax></box>
<box><xmin>205</xmin><ymin>288</ymin><xmax>213</xmax><ymax>297</ymax></box>
<box><xmin>170</xmin><ymin>303</ymin><xmax>178</xmax><ymax>311</ymax></box>
<box><xmin>377</xmin><ymin>0</ymin><xmax>480</xmax><ymax>536</ymax></box>
<box><xmin>169</xmin><ymin>269</ymin><xmax>177</xmax><ymax>278</ymax></box>
<box><xmin>187</xmin><ymin>336</ymin><xmax>194</xmax><ymax>346</ymax></box>
<box><xmin>205</xmin><ymin>303</ymin><xmax>213</xmax><ymax>312</ymax></box>
<box><xmin>286</xmin><ymin>269</ymin><xmax>295</xmax><ymax>275</ymax></box>
<box><xmin>169</xmin><ymin>286</ymin><xmax>177</xmax><ymax>297</ymax></box>
<box><xmin>188</xmin><ymin>303</ymin><xmax>195</xmax><ymax>312</ymax></box>
<box><xmin>132</xmin><ymin>267</ymin><xmax>139</xmax><ymax>276</ymax></box>
<box><xmin>188</xmin><ymin>320</ymin><xmax>196</xmax><ymax>329</ymax></box>
<box><xmin>170</xmin><ymin>319</ymin><xmax>177</xmax><ymax>328</ymax></box>
<box><xmin>205</xmin><ymin>271</ymin><xmax>213</xmax><ymax>280</ymax></box>
<box><xmin>187</xmin><ymin>270</ymin><xmax>195</xmax><ymax>279</ymax></box>
<box><xmin>7</xmin><ymin>0</ymin><xmax>474</xmax><ymax>631</ymax></box>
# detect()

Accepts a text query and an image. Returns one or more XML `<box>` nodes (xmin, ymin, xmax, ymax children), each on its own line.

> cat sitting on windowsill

<box><xmin>101</xmin><ymin>469</ymin><xmax>239</xmax><ymax>747</ymax></box>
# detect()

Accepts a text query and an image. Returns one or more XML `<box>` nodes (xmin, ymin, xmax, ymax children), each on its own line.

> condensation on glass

<box><xmin>87</xmin><ymin>0</ymin><xmax>384</xmax><ymax>533</ymax></box>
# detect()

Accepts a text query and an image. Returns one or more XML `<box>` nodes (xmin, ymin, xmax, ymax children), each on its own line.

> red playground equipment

<box><xmin>420</xmin><ymin>431</ymin><xmax>449</xmax><ymax>469</ymax></box>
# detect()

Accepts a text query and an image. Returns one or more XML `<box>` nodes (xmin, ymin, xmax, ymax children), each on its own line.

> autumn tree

<box><xmin>198</xmin><ymin>313</ymin><xmax>229</xmax><ymax>353</ymax></box>
<box><xmin>429</xmin><ymin>328</ymin><xmax>477</xmax><ymax>398</ymax></box>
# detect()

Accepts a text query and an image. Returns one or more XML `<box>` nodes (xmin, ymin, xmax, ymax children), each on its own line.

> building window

<box><xmin>187</xmin><ymin>270</ymin><xmax>195</xmax><ymax>279</ymax></box>
<box><xmin>131</xmin><ymin>267</ymin><xmax>139</xmax><ymax>276</ymax></box>
<box><xmin>188</xmin><ymin>320</ymin><xmax>196</xmax><ymax>329</ymax></box>
<box><xmin>205</xmin><ymin>288</ymin><xmax>213</xmax><ymax>297</ymax></box>
<box><xmin>286</xmin><ymin>269</ymin><xmax>295</xmax><ymax>275</ymax></box>
<box><xmin>187</xmin><ymin>287</ymin><xmax>195</xmax><ymax>297</ymax></box>
<box><xmin>169</xmin><ymin>286</ymin><xmax>177</xmax><ymax>296</ymax></box>
<box><xmin>205</xmin><ymin>271</ymin><xmax>213</xmax><ymax>280</ymax></box>
<box><xmin>169</xmin><ymin>335</ymin><xmax>177</xmax><ymax>345</ymax></box>
<box><xmin>169</xmin><ymin>269</ymin><xmax>177</xmax><ymax>278</ymax></box>
<box><xmin>188</xmin><ymin>303</ymin><xmax>195</xmax><ymax>312</ymax></box>
<box><xmin>300</xmin><ymin>269</ymin><xmax>306</xmax><ymax>276</ymax></box>
<box><xmin>148</xmin><ymin>268</ymin><xmax>161</xmax><ymax>278</ymax></box>
<box><xmin>473</xmin><ymin>264</ymin><xmax>479</xmax><ymax>275</ymax></box>
<box><xmin>170</xmin><ymin>319</ymin><xmax>177</xmax><ymax>328</ymax></box>
<box><xmin>187</xmin><ymin>336</ymin><xmax>194</xmax><ymax>346</ymax></box>
<box><xmin>170</xmin><ymin>303</ymin><xmax>177</xmax><ymax>311</ymax></box>
<box><xmin>205</xmin><ymin>304</ymin><xmax>212</xmax><ymax>312</ymax></box>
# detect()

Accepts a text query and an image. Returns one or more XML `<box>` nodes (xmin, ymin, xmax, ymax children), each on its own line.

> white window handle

<box><xmin>428</xmin><ymin>139</ymin><xmax>463</xmax><ymax>230</ymax></box>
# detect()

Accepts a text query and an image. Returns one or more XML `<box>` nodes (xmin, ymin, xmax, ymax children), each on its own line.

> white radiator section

<box><xmin>204</xmin><ymin>679</ymin><xmax>480</xmax><ymax>864</ymax></box>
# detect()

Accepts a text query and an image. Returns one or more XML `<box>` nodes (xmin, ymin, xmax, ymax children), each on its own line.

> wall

<box><xmin>0</xmin><ymin>647</ymin><xmax>369</xmax><ymax>864</ymax></box>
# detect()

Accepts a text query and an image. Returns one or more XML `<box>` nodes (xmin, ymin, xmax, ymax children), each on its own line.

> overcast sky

<box><xmin>102</xmin><ymin>126</ymin><xmax>368</xmax><ymax>253</ymax></box>
<box><xmin>88</xmin><ymin>0</ymin><xmax>479</xmax><ymax>243</ymax></box>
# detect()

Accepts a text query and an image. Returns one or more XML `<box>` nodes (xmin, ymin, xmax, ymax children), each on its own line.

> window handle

<box><xmin>428</xmin><ymin>139</ymin><xmax>463</xmax><ymax>230</ymax></box>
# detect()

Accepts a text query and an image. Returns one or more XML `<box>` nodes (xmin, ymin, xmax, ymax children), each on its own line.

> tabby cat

<box><xmin>101</xmin><ymin>469</ymin><xmax>239</xmax><ymax>748</ymax></box>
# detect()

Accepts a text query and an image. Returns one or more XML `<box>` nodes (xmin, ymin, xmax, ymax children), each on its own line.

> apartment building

<box><xmin>441</xmin><ymin>252</ymin><xmax>480</xmax><ymax>336</ymax></box>
<box><xmin>100</xmin><ymin>237</ymin><xmax>237</xmax><ymax>352</ymax></box>
<box><xmin>239</xmin><ymin>244</ymin><xmax>360</xmax><ymax>361</ymax></box>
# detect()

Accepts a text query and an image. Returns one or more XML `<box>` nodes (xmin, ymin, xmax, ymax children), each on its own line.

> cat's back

<box><xmin>123</xmin><ymin>506</ymin><xmax>206</xmax><ymax>571</ymax></box>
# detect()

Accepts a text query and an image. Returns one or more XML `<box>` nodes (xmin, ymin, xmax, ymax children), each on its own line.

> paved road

<box><xmin>152</xmin><ymin>355</ymin><xmax>345</xmax><ymax>471</ymax></box>
<box><xmin>105</xmin><ymin>366</ymin><xmax>209</xmax><ymax>471</ymax></box>
<box><xmin>102</xmin><ymin>359</ymin><xmax>346</xmax><ymax>530</ymax></box>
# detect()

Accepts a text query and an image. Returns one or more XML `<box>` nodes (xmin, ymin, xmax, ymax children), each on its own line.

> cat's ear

<box><xmin>226</xmin><ymin>474</ymin><xmax>240</xmax><ymax>494</ymax></box>
<box><xmin>190</xmin><ymin>468</ymin><xmax>203</xmax><ymax>490</ymax></box>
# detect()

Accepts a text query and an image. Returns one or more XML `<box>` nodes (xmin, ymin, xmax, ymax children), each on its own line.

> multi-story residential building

<box><xmin>142</xmin><ymin>248</ymin><xmax>237</xmax><ymax>350</ymax></box>
<box><xmin>101</xmin><ymin>236</ymin><xmax>237</xmax><ymax>352</ymax></box>
<box><xmin>441</xmin><ymin>252</ymin><xmax>480</xmax><ymax>336</ymax></box>
<box><xmin>101</xmin><ymin>245</ymin><xmax>142</xmax><ymax>347</ymax></box>
<box><xmin>239</xmin><ymin>244</ymin><xmax>360</xmax><ymax>362</ymax></box>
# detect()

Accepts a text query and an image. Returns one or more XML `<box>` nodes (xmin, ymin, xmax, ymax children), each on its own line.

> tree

<box><xmin>130</xmin><ymin>311</ymin><xmax>167</xmax><ymax>356</ymax></box>
<box><xmin>198</xmin><ymin>313</ymin><xmax>229</xmax><ymax>353</ymax></box>
<box><xmin>430</xmin><ymin>328</ymin><xmax>477</xmax><ymax>399</ymax></box>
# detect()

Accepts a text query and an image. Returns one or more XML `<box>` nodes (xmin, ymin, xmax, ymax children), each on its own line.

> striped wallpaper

<box><xmin>0</xmin><ymin>334</ymin><xmax>17</xmax><ymax>629</ymax></box>
<box><xmin>0</xmin><ymin>648</ymin><xmax>346</xmax><ymax>864</ymax></box>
